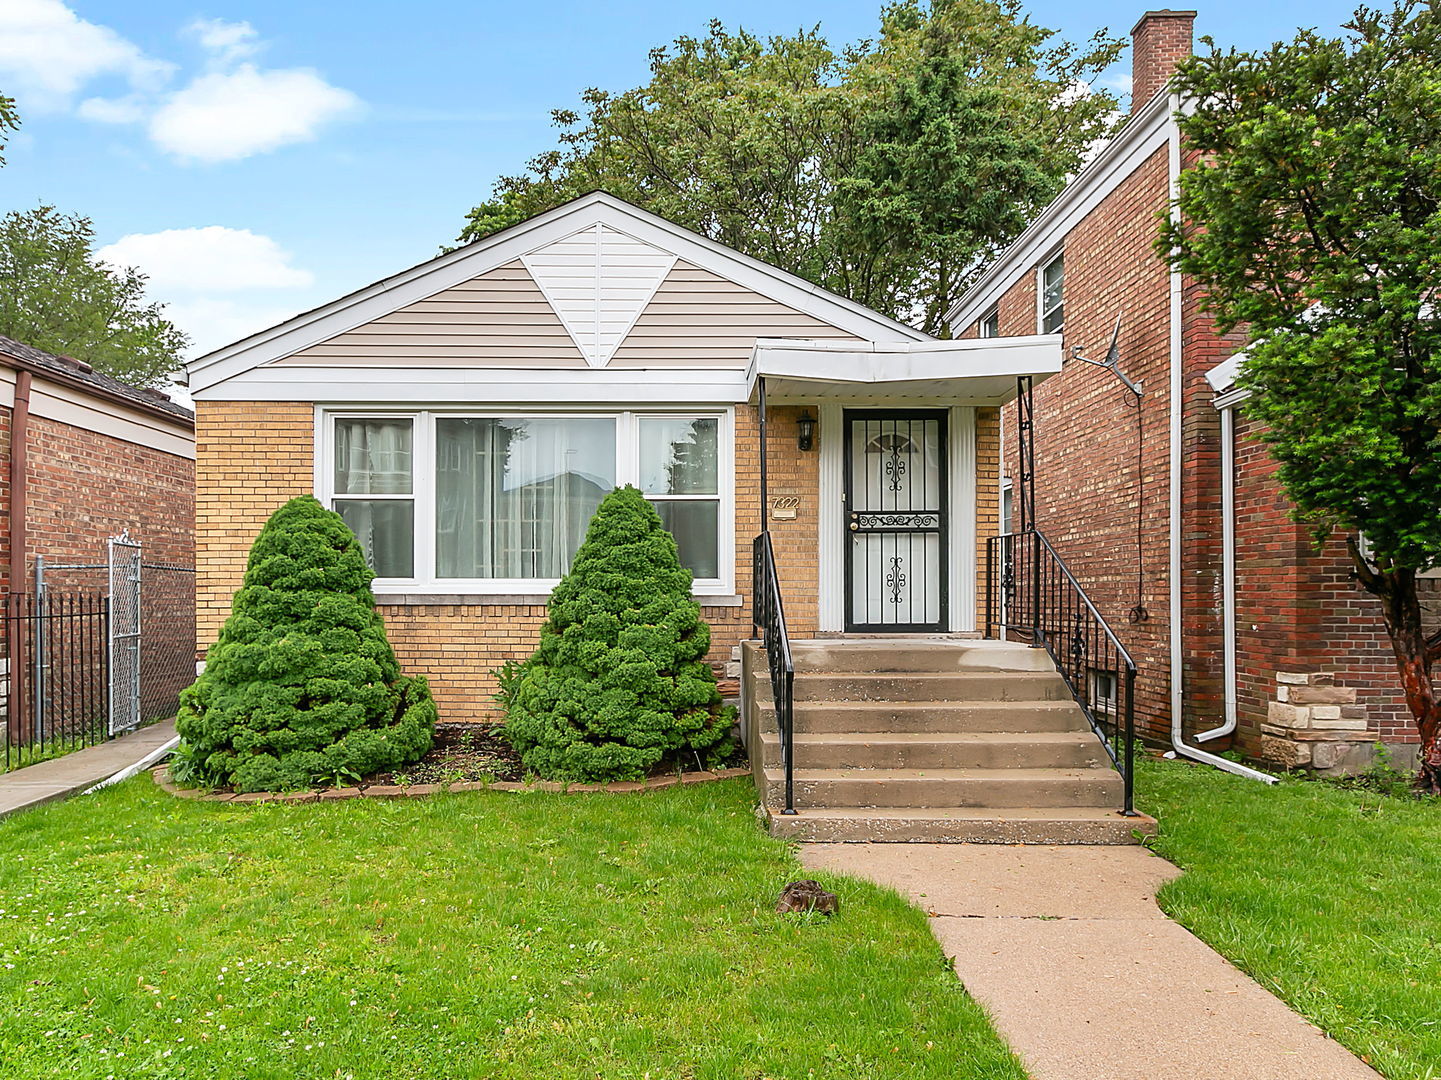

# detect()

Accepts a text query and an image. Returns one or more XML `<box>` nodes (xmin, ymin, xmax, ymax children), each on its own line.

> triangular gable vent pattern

<box><xmin>520</xmin><ymin>223</ymin><xmax>677</xmax><ymax>367</ymax></box>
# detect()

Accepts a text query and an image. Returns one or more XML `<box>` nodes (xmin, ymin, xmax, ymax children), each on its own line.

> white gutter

<box><xmin>1163</xmin><ymin>93</ymin><xmax>1275</xmax><ymax>784</ymax></box>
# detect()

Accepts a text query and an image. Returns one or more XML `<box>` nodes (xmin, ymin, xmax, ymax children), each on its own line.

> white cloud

<box><xmin>77</xmin><ymin>94</ymin><xmax>147</xmax><ymax>124</ymax></box>
<box><xmin>0</xmin><ymin>0</ymin><xmax>171</xmax><ymax>110</ymax></box>
<box><xmin>185</xmin><ymin>18</ymin><xmax>261</xmax><ymax>66</ymax></box>
<box><xmin>163</xmin><ymin>296</ymin><xmax>308</xmax><ymax>359</ymax></box>
<box><xmin>148</xmin><ymin>63</ymin><xmax>360</xmax><ymax>163</ymax></box>
<box><xmin>96</xmin><ymin>226</ymin><xmax>314</xmax><ymax>293</ymax></box>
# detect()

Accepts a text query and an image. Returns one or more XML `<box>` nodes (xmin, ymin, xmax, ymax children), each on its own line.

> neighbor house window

<box><xmin>979</xmin><ymin>308</ymin><xmax>1001</xmax><ymax>338</ymax></box>
<box><xmin>323</xmin><ymin>410</ymin><xmax>732</xmax><ymax>592</ymax></box>
<box><xmin>1039</xmin><ymin>253</ymin><xmax>1064</xmax><ymax>334</ymax></box>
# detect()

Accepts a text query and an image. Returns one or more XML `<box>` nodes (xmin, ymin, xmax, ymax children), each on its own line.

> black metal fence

<box><xmin>986</xmin><ymin>530</ymin><xmax>1138</xmax><ymax>816</ymax></box>
<box><xmin>2</xmin><ymin>560</ymin><xmax>196</xmax><ymax>773</ymax></box>
<box><xmin>2</xmin><ymin>592</ymin><xmax>110</xmax><ymax>771</ymax></box>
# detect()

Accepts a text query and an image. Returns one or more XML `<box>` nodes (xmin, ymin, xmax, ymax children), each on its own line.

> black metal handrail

<box><xmin>986</xmin><ymin>530</ymin><xmax>1138</xmax><ymax>816</ymax></box>
<box><xmin>752</xmin><ymin>531</ymin><xmax>796</xmax><ymax>814</ymax></box>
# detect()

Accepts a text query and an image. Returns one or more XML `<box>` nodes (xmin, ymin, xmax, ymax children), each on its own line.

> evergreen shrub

<box><xmin>176</xmin><ymin>495</ymin><xmax>435</xmax><ymax>792</ymax></box>
<box><xmin>500</xmin><ymin>485</ymin><xmax>733</xmax><ymax>781</ymax></box>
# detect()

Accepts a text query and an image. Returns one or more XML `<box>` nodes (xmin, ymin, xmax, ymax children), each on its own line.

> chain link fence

<box><xmin>2</xmin><ymin>537</ymin><xmax>195</xmax><ymax>772</ymax></box>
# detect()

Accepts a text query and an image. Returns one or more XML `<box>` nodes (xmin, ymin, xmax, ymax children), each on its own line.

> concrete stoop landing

<box><xmin>742</xmin><ymin>638</ymin><xmax>1157</xmax><ymax>844</ymax></box>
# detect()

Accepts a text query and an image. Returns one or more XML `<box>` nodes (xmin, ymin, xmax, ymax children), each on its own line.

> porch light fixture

<box><xmin>796</xmin><ymin>411</ymin><xmax>816</xmax><ymax>451</ymax></box>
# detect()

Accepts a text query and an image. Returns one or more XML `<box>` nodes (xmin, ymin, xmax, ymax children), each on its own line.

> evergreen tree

<box><xmin>176</xmin><ymin>496</ymin><xmax>435</xmax><ymax>792</ymax></box>
<box><xmin>501</xmin><ymin>486</ymin><xmax>733</xmax><ymax>781</ymax></box>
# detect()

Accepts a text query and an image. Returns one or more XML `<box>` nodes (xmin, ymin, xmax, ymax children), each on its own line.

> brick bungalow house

<box><xmin>0</xmin><ymin>334</ymin><xmax>195</xmax><ymax>587</ymax></box>
<box><xmin>0</xmin><ymin>334</ymin><xmax>196</xmax><ymax>753</ymax></box>
<box><xmin>949</xmin><ymin>9</ymin><xmax>1428</xmax><ymax>775</ymax></box>
<box><xmin>186</xmin><ymin>195</ymin><xmax>1173</xmax><ymax>842</ymax></box>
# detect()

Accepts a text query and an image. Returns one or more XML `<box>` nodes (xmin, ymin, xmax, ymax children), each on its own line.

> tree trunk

<box><xmin>1348</xmin><ymin>539</ymin><xmax>1441</xmax><ymax>793</ymax></box>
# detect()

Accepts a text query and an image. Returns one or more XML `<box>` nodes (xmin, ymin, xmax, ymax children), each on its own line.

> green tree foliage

<box><xmin>459</xmin><ymin>1</ymin><xmax>1123</xmax><ymax>334</ymax></box>
<box><xmin>0</xmin><ymin>93</ymin><xmax>18</xmax><ymax>165</ymax></box>
<box><xmin>176</xmin><ymin>496</ymin><xmax>435</xmax><ymax>793</ymax></box>
<box><xmin>501</xmin><ymin>486</ymin><xmax>733</xmax><ymax>781</ymax></box>
<box><xmin>0</xmin><ymin>205</ymin><xmax>188</xmax><ymax>388</ymax></box>
<box><xmin>1160</xmin><ymin>1</ymin><xmax>1441</xmax><ymax>790</ymax></box>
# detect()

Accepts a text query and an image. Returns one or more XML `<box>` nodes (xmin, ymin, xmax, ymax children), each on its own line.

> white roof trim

<box><xmin>1208</xmin><ymin>352</ymin><xmax>1251</xmax><ymax>410</ymax></box>
<box><xmin>948</xmin><ymin>92</ymin><xmax>1174</xmax><ymax>331</ymax></box>
<box><xmin>187</xmin><ymin>192</ymin><xmax>930</xmax><ymax>394</ymax></box>
<box><xmin>192</xmin><ymin>364</ymin><xmax>753</xmax><ymax>405</ymax></box>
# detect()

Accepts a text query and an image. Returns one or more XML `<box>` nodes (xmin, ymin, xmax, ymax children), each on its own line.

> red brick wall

<box><xmin>985</xmin><ymin>146</ymin><xmax>1177</xmax><ymax>740</ymax></box>
<box><xmin>966</xmin><ymin>135</ymin><xmax>1422</xmax><ymax>757</ymax></box>
<box><xmin>24</xmin><ymin>413</ymin><xmax>194</xmax><ymax>570</ymax></box>
<box><xmin>1232</xmin><ymin>411</ymin><xmax>1417</xmax><ymax>749</ymax></box>
<box><xmin>0</xmin><ymin>403</ymin><xmax>194</xmax><ymax>592</ymax></box>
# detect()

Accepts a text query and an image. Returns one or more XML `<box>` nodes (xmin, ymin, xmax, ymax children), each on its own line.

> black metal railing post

<box><xmin>984</xmin><ymin>528</ymin><xmax>1139</xmax><ymax>818</ymax></box>
<box><xmin>752</xmin><ymin>532</ymin><xmax>796</xmax><ymax>815</ymax></box>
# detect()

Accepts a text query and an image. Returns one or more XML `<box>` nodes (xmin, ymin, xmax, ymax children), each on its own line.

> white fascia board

<box><xmin>193</xmin><ymin>364</ymin><xmax>752</xmax><ymax>405</ymax></box>
<box><xmin>188</xmin><ymin>192</ymin><xmax>930</xmax><ymax>394</ymax></box>
<box><xmin>947</xmin><ymin>93</ymin><xmax>1174</xmax><ymax>331</ymax></box>
<box><xmin>747</xmin><ymin>334</ymin><xmax>1063</xmax><ymax>391</ymax></box>
<box><xmin>1205</xmin><ymin>351</ymin><xmax>1246</xmax><ymax>393</ymax></box>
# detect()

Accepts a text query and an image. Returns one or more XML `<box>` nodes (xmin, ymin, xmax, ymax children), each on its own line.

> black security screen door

<box><xmin>844</xmin><ymin>410</ymin><xmax>948</xmax><ymax>632</ymax></box>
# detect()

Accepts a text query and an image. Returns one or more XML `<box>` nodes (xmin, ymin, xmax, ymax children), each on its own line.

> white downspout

<box><xmin>1164</xmin><ymin>94</ymin><xmax>1275</xmax><ymax>783</ymax></box>
<box><xmin>1193</xmin><ymin>401</ymin><xmax>1237</xmax><ymax>742</ymax></box>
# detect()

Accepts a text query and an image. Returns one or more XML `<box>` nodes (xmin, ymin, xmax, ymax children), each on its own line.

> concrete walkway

<box><xmin>0</xmin><ymin>719</ymin><xmax>176</xmax><ymax>820</ymax></box>
<box><xmin>800</xmin><ymin>843</ymin><xmax>1380</xmax><ymax>1080</ymax></box>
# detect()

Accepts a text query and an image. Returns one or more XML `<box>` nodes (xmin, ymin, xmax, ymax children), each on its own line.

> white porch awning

<box><xmin>747</xmin><ymin>334</ymin><xmax>1064</xmax><ymax>405</ymax></box>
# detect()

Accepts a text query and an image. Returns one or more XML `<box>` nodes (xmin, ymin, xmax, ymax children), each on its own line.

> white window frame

<box><xmin>1037</xmin><ymin>251</ymin><xmax>1064</xmax><ymax>335</ymax></box>
<box><xmin>316</xmin><ymin>406</ymin><xmax>736</xmax><ymax>598</ymax></box>
<box><xmin>979</xmin><ymin>307</ymin><xmax>1001</xmax><ymax>338</ymax></box>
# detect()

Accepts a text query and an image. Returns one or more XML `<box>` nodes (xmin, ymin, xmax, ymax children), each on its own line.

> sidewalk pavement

<box><xmin>800</xmin><ymin>843</ymin><xmax>1381</xmax><ymax>1080</ymax></box>
<box><xmin>0</xmin><ymin>718</ymin><xmax>177</xmax><ymax>820</ymax></box>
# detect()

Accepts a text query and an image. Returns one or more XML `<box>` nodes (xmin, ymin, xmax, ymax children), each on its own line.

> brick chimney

<box><xmin>1130</xmin><ymin>10</ymin><xmax>1196</xmax><ymax>112</ymax></box>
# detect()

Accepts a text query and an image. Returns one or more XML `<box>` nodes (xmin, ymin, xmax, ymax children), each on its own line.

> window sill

<box><xmin>375</xmin><ymin>592</ymin><xmax>746</xmax><ymax>608</ymax></box>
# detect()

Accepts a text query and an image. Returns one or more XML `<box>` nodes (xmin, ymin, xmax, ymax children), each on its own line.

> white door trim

<box><xmin>817</xmin><ymin>404</ymin><xmax>976</xmax><ymax>633</ymax></box>
<box><xmin>951</xmin><ymin>406</ymin><xmax>977</xmax><ymax>633</ymax></box>
<box><xmin>817</xmin><ymin>403</ymin><xmax>845</xmax><ymax>631</ymax></box>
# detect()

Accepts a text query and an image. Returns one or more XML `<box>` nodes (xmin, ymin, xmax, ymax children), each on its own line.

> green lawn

<box><xmin>1140</xmin><ymin>759</ymin><xmax>1441</xmax><ymax>1080</ymax></box>
<box><xmin>0</xmin><ymin>778</ymin><xmax>1024</xmax><ymax>1080</ymax></box>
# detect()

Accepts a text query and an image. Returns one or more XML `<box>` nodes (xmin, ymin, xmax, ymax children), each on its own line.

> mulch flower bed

<box><xmin>152</xmin><ymin>721</ymin><xmax>751</xmax><ymax>804</ymax></box>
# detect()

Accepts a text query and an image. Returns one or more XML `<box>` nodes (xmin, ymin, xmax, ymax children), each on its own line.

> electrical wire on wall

<box><xmin>1072</xmin><ymin>315</ymin><xmax>1148</xmax><ymax>623</ymax></box>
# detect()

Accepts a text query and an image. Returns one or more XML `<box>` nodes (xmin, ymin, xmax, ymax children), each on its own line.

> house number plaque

<box><xmin>770</xmin><ymin>496</ymin><xmax>800</xmax><ymax>521</ymax></box>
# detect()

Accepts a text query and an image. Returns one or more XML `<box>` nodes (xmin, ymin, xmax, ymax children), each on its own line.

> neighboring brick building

<box><xmin>187</xmin><ymin>193</ymin><xmax>1056</xmax><ymax>721</ymax></box>
<box><xmin>0</xmin><ymin>335</ymin><xmax>195</xmax><ymax>587</ymax></box>
<box><xmin>950</xmin><ymin>9</ymin><xmax>1425</xmax><ymax>773</ymax></box>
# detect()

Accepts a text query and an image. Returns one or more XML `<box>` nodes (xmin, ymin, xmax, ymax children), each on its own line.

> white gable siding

<box><xmin>520</xmin><ymin>224</ymin><xmax>676</xmax><ymax>366</ymax></box>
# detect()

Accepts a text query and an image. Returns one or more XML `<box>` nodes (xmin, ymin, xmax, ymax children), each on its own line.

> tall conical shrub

<box><xmin>177</xmin><ymin>495</ymin><xmax>435</xmax><ymax>792</ymax></box>
<box><xmin>501</xmin><ymin>485</ymin><xmax>733</xmax><ymax>781</ymax></box>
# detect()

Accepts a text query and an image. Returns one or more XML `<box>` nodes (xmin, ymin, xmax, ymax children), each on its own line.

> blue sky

<box><xmin>1</xmin><ymin>0</ymin><xmax>1366</xmax><ymax>364</ymax></box>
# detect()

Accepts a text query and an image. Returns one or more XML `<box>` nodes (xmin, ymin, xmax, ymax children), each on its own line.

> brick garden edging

<box><xmin>151</xmin><ymin>764</ymin><xmax>752</xmax><ymax>804</ymax></box>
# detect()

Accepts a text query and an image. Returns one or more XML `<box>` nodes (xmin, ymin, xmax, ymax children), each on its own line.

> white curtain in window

<box><xmin>436</xmin><ymin>418</ymin><xmax>616</xmax><ymax>579</ymax></box>
<box><xmin>335</xmin><ymin>419</ymin><xmax>412</xmax><ymax>494</ymax></box>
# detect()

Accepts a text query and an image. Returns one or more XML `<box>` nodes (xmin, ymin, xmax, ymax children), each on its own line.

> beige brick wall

<box><xmin>197</xmin><ymin>398</ymin><xmax>993</xmax><ymax>720</ymax></box>
<box><xmin>196</xmin><ymin>401</ymin><xmax>314</xmax><ymax>650</ymax></box>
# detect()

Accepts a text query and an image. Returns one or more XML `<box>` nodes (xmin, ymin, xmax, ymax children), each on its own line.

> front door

<box><xmin>844</xmin><ymin>410</ymin><xmax>948</xmax><ymax>632</ymax></box>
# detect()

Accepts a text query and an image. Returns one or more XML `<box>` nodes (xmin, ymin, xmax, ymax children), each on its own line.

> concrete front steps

<box><xmin>742</xmin><ymin>638</ymin><xmax>1156</xmax><ymax>845</ymax></box>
